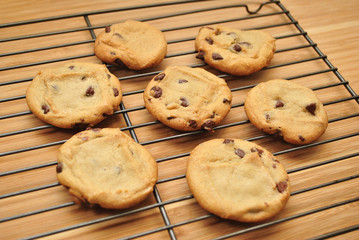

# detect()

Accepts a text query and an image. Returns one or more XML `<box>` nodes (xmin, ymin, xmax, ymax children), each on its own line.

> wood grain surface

<box><xmin>1</xmin><ymin>0</ymin><xmax>359</xmax><ymax>239</ymax></box>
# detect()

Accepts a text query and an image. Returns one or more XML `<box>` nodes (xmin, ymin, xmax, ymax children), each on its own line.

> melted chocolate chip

<box><xmin>251</xmin><ymin>147</ymin><xmax>264</xmax><ymax>157</ymax></box>
<box><xmin>235</xmin><ymin>148</ymin><xmax>245</xmax><ymax>158</ymax></box>
<box><xmin>275</xmin><ymin>100</ymin><xmax>284</xmax><ymax>108</ymax></box>
<box><xmin>232</xmin><ymin>44</ymin><xmax>242</xmax><ymax>52</ymax></box>
<box><xmin>196</xmin><ymin>50</ymin><xmax>205</xmax><ymax>60</ymax></box>
<box><xmin>306</xmin><ymin>103</ymin><xmax>316</xmax><ymax>115</ymax></box>
<box><xmin>178</xmin><ymin>79</ymin><xmax>188</xmax><ymax>83</ymax></box>
<box><xmin>202</xmin><ymin>120</ymin><xmax>215</xmax><ymax>131</ymax></box>
<box><xmin>85</xmin><ymin>86</ymin><xmax>95</xmax><ymax>96</ymax></box>
<box><xmin>68</xmin><ymin>65</ymin><xmax>74</xmax><ymax>70</ymax></box>
<box><xmin>105</xmin><ymin>26</ymin><xmax>111</xmax><ymax>33</ymax></box>
<box><xmin>151</xmin><ymin>86</ymin><xmax>162</xmax><ymax>98</ymax></box>
<box><xmin>81</xmin><ymin>76</ymin><xmax>87</xmax><ymax>81</ymax></box>
<box><xmin>180</xmin><ymin>97</ymin><xmax>189</xmax><ymax>107</ymax></box>
<box><xmin>113</xmin><ymin>88</ymin><xmax>119</xmax><ymax>97</ymax></box>
<box><xmin>113</xmin><ymin>33</ymin><xmax>123</xmax><ymax>38</ymax></box>
<box><xmin>205</xmin><ymin>37</ymin><xmax>213</xmax><ymax>45</ymax></box>
<box><xmin>223</xmin><ymin>139</ymin><xmax>234</xmax><ymax>144</ymax></box>
<box><xmin>223</xmin><ymin>98</ymin><xmax>230</xmax><ymax>104</ymax></box>
<box><xmin>56</xmin><ymin>162</ymin><xmax>63</xmax><ymax>173</ymax></box>
<box><xmin>188</xmin><ymin>120</ymin><xmax>198</xmax><ymax>129</ymax></box>
<box><xmin>299</xmin><ymin>135</ymin><xmax>305</xmax><ymax>142</ymax></box>
<box><xmin>41</xmin><ymin>104</ymin><xmax>50</xmax><ymax>114</ymax></box>
<box><xmin>239</xmin><ymin>41</ymin><xmax>251</xmax><ymax>46</ymax></box>
<box><xmin>154</xmin><ymin>73</ymin><xmax>165</xmax><ymax>81</ymax></box>
<box><xmin>276</xmin><ymin>181</ymin><xmax>288</xmax><ymax>193</ymax></box>
<box><xmin>212</xmin><ymin>53</ymin><xmax>223</xmax><ymax>60</ymax></box>
<box><xmin>265</xmin><ymin>113</ymin><xmax>271</xmax><ymax>121</ymax></box>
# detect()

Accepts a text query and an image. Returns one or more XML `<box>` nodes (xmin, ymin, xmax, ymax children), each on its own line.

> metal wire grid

<box><xmin>1</xmin><ymin>0</ymin><xmax>359</xmax><ymax>239</ymax></box>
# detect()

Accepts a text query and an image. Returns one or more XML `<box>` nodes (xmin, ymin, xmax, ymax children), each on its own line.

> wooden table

<box><xmin>1</xmin><ymin>1</ymin><xmax>358</xmax><ymax>239</ymax></box>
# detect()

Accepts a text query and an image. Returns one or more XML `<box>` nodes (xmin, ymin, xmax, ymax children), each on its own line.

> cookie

<box><xmin>195</xmin><ymin>26</ymin><xmax>276</xmax><ymax>76</ymax></box>
<box><xmin>94</xmin><ymin>20</ymin><xmax>167</xmax><ymax>70</ymax></box>
<box><xmin>143</xmin><ymin>66</ymin><xmax>232</xmax><ymax>132</ymax></box>
<box><xmin>26</xmin><ymin>62</ymin><xmax>122</xmax><ymax>129</ymax></box>
<box><xmin>244</xmin><ymin>79</ymin><xmax>328</xmax><ymax>145</ymax></box>
<box><xmin>56</xmin><ymin>128</ymin><xmax>158</xmax><ymax>209</ymax></box>
<box><xmin>186</xmin><ymin>138</ymin><xmax>290</xmax><ymax>222</ymax></box>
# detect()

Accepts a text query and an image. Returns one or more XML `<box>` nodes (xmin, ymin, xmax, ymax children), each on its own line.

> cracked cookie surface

<box><xmin>94</xmin><ymin>20</ymin><xmax>167</xmax><ymax>70</ymax></box>
<box><xmin>244</xmin><ymin>79</ymin><xmax>328</xmax><ymax>144</ymax></box>
<box><xmin>56</xmin><ymin>128</ymin><xmax>158</xmax><ymax>209</ymax></box>
<box><xmin>186</xmin><ymin>138</ymin><xmax>290</xmax><ymax>222</ymax></box>
<box><xmin>195</xmin><ymin>26</ymin><xmax>276</xmax><ymax>76</ymax></box>
<box><xmin>26</xmin><ymin>62</ymin><xmax>122</xmax><ymax>128</ymax></box>
<box><xmin>143</xmin><ymin>66</ymin><xmax>232</xmax><ymax>131</ymax></box>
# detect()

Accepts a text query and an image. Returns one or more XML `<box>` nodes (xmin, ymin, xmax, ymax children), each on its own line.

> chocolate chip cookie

<box><xmin>195</xmin><ymin>26</ymin><xmax>276</xmax><ymax>76</ymax></box>
<box><xmin>56</xmin><ymin>128</ymin><xmax>158</xmax><ymax>209</ymax></box>
<box><xmin>94</xmin><ymin>20</ymin><xmax>167</xmax><ymax>70</ymax></box>
<box><xmin>143</xmin><ymin>66</ymin><xmax>232</xmax><ymax>132</ymax></box>
<box><xmin>244</xmin><ymin>79</ymin><xmax>328</xmax><ymax>144</ymax></box>
<box><xmin>26</xmin><ymin>62</ymin><xmax>122</xmax><ymax>128</ymax></box>
<box><xmin>186</xmin><ymin>138</ymin><xmax>290</xmax><ymax>222</ymax></box>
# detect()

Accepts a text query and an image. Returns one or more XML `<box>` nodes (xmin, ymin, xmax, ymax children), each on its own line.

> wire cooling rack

<box><xmin>1</xmin><ymin>0</ymin><xmax>359</xmax><ymax>239</ymax></box>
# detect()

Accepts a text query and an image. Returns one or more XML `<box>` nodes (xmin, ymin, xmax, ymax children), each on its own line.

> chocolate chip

<box><xmin>209</xmin><ymin>112</ymin><xmax>216</xmax><ymax>118</ymax></box>
<box><xmin>196</xmin><ymin>50</ymin><xmax>205</xmax><ymax>60</ymax></box>
<box><xmin>105</xmin><ymin>26</ymin><xmax>111</xmax><ymax>33</ymax></box>
<box><xmin>276</xmin><ymin>181</ymin><xmax>287</xmax><ymax>193</ymax></box>
<box><xmin>232</xmin><ymin>44</ymin><xmax>242</xmax><ymax>52</ymax></box>
<box><xmin>41</xmin><ymin>104</ymin><xmax>50</xmax><ymax>114</ymax></box>
<box><xmin>107</xmin><ymin>74</ymin><xmax>111</xmax><ymax>79</ymax></box>
<box><xmin>113</xmin><ymin>33</ymin><xmax>123</xmax><ymax>38</ymax></box>
<box><xmin>251</xmin><ymin>147</ymin><xmax>263</xmax><ymax>156</ymax></box>
<box><xmin>265</xmin><ymin>113</ymin><xmax>270</xmax><ymax>121</ymax></box>
<box><xmin>223</xmin><ymin>98</ymin><xmax>230</xmax><ymax>104</ymax></box>
<box><xmin>214</xmin><ymin>29</ymin><xmax>221</xmax><ymax>35</ymax></box>
<box><xmin>110</xmin><ymin>52</ymin><xmax>116</xmax><ymax>55</ymax></box>
<box><xmin>56</xmin><ymin>162</ymin><xmax>63</xmax><ymax>173</ymax></box>
<box><xmin>178</xmin><ymin>79</ymin><xmax>188</xmax><ymax>83</ymax></box>
<box><xmin>299</xmin><ymin>135</ymin><xmax>305</xmax><ymax>142</ymax></box>
<box><xmin>212</xmin><ymin>53</ymin><xmax>223</xmax><ymax>60</ymax></box>
<box><xmin>235</xmin><ymin>148</ymin><xmax>245</xmax><ymax>158</ymax></box>
<box><xmin>202</xmin><ymin>120</ymin><xmax>215</xmax><ymax>131</ymax></box>
<box><xmin>151</xmin><ymin>86</ymin><xmax>162</xmax><ymax>98</ymax></box>
<box><xmin>81</xmin><ymin>76</ymin><xmax>86</xmax><ymax>81</ymax></box>
<box><xmin>180</xmin><ymin>97</ymin><xmax>189</xmax><ymax>107</ymax></box>
<box><xmin>113</xmin><ymin>88</ymin><xmax>119</xmax><ymax>97</ymax></box>
<box><xmin>154</xmin><ymin>73</ymin><xmax>165</xmax><ymax>81</ymax></box>
<box><xmin>167</xmin><ymin>117</ymin><xmax>176</xmax><ymax>120</ymax></box>
<box><xmin>306</xmin><ymin>103</ymin><xmax>316</xmax><ymax>115</ymax></box>
<box><xmin>223</xmin><ymin>139</ymin><xmax>234</xmax><ymax>144</ymax></box>
<box><xmin>275</xmin><ymin>100</ymin><xmax>284</xmax><ymax>108</ymax></box>
<box><xmin>273</xmin><ymin>164</ymin><xmax>277</xmax><ymax>169</ymax></box>
<box><xmin>68</xmin><ymin>65</ymin><xmax>74</xmax><ymax>70</ymax></box>
<box><xmin>188</xmin><ymin>120</ymin><xmax>197</xmax><ymax>129</ymax></box>
<box><xmin>239</xmin><ymin>41</ymin><xmax>251</xmax><ymax>46</ymax></box>
<box><xmin>205</xmin><ymin>37</ymin><xmax>213</xmax><ymax>45</ymax></box>
<box><xmin>86</xmin><ymin>86</ymin><xmax>95</xmax><ymax>96</ymax></box>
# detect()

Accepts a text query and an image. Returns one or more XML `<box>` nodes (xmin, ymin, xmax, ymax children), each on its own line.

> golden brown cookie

<box><xmin>56</xmin><ymin>128</ymin><xmax>158</xmax><ymax>209</ymax></box>
<box><xmin>195</xmin><ymin>26</ymin><xmax>276</xmax><ymax>76</ymax></box>
<box><xmin>26</xmin><ymin>62</ymin><xmax>122</xmax><ymax>129</ymax></box>
<box><xmin>94</xmin><ymin>20</ymin><xmax>167</xmax><ymax>70</ymax></box>
<box><xmin>143</xmin><ymin>66</ymin><xmax>232</xmax><ymax>131</ymax></box>
<box><xmin>244</xmin><ymin>79</ymin><xmax>328</xmax><ymax>145</ymax></box>
<box><xmin>186</xmin><ymin>138</ymin><xmax>290</xmax><ymax>222</ymax></box>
